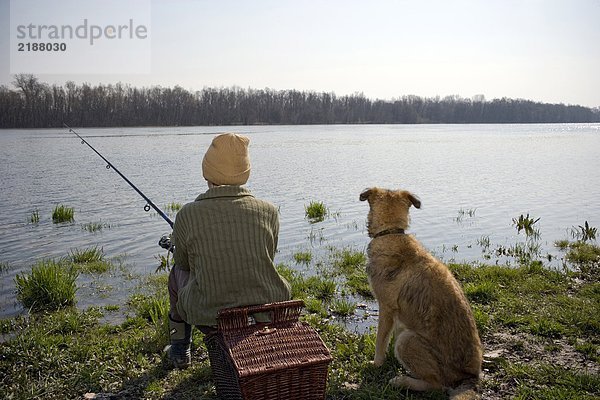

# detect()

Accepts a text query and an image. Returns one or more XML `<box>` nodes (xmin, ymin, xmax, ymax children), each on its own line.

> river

<box><xmin>1</xmin><ymin>123</ymin><xmax>599</xmax><ymax>319</ymax></box>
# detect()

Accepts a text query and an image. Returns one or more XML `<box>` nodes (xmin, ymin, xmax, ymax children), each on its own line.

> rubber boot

<box><xmin>165</xmin><ymin>314</ymin><xmax>192</xmax><ymax>369</ymax></box>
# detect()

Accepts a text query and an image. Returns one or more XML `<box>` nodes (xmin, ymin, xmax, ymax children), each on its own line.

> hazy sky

<box><xmin>2</xmin><ymin>0</ymin><xmax>599</xmax><ymax>107</ymax></box>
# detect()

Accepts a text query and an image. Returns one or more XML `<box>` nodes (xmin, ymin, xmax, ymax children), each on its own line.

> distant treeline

<box><xmin>1</xmin><ymin>74</ymin><xmax>599</xmax><ymax>128</ymax></box>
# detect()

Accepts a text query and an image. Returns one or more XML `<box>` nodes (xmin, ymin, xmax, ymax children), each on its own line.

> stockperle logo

<box><xmin>10</xmin><ymin>0</ymin><xmax>151</xmax><ymax>74</ymax></box>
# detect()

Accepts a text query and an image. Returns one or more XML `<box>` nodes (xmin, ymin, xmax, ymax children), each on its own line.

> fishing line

<box><xmin>64</xmin><ymin>123</ymin><xmax>174</xmax><ymax>228</ymax></box>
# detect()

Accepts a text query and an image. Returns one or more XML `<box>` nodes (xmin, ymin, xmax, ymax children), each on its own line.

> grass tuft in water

<box><xmin>512</xmin><ymin>213</ymin><xmax>540</xmax><ymax>239</ymax></box>
<box><xmin>0</xmin><ymin>261</ymin><xmax>9</xmax><ymax>274</ymax></box>
<box><xmin>330</xmin><ymin>297</ymin><xmax>356</xmax><ymax>317</ymax></box>
<box><xmin>308</xmin><ymin>276</ymin><xmax>337</xmax><ymax>301</ymax></box>
<box><xmin>29</xmin><ymin>209</ymin><xmax>40</xmax><ymax>224</ymax></box>
<box><xmin>565</xmin><ymin>241</ymin><xmax>600</xmax><ymax>265</ymax></box>
<box><xmin>81</xmin><ymin>220</ymin><xmax>112</xmax><ymax>232</ymax></box>
<box><xmin>331</xmin><ymin>248</ymin><xmax>367</xmax><ymax>275</ymax></box>
<box><xmin>69</xmin><ymin>246</ymin><xmax>113</xmax><ymax>274</ymax></box>
<box><xmin>346</xmin><ymin>271</ymin><xmax>373</xmax><ymax>298</ymax></box>
<box><xmin>455</xmin><ymin>207</ymin><xmax>476</xmax><ymax>222</ymax></box>
<box><xmin>293</xmin><ymin>251</ymin><xmax>312</xmax><ymax>265</ymax></box>
<box><xmin>570</xmin><ymin>221</ymin><xmax>597</xmax><ymax>242</ymax></box>
<box><xmin>52</xmin><ymin>204</ymin><xmax>74</xmax><ymax>223</ymax></box>
<box><xmin>565</xmin><ymin>241</ymin><xmax>600</xmax><ymax>281</ymax></box>
<box><xmin>15</xmin><ymin>260</ymin><xmax>78</xmax><ymax>312</ymax></box>
<box><xmin>305</xmin><ymin>201</ymin><xmax>328</xmax><ymax>222</ymax></box>
<box><xmin>304</xmin><ymin>298</ymin><xmax>328</xmax><ymax>318</ymax></box>
<box><xmin>165</xmin><ymin>202</ymin><xmax>183</xmax><ymax>212</ymax></box>
<box><xmin>555</xmin><ymin>240</ymin><xmax>600</xmax><ymax>280</ymax></box>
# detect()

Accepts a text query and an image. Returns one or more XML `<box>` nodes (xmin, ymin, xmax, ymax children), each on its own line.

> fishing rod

<box><xmin>64</xmin><ymin>123</ymin><xmax>174</xmax><ymax>228</ymax></box>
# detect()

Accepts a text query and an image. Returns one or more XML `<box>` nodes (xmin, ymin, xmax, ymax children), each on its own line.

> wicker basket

<box><xmin>204</xmin><ymin>300</ymin><xmax>332</xmax><ymax>400</ymax></box>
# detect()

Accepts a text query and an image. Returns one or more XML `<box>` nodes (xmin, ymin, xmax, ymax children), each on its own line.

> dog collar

<box><xmin>372</xmin><ymin>228</ymin><xmax>405</xmax><ymax>238</ymax></box>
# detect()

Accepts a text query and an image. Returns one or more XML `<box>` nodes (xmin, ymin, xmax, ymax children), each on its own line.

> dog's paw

<box><xmin>371</xmin><ymin>358</ymin><xmax>385</xmax><ymax>367</ymax></box>
<box><xmin>389</xmin><ymin>375</ymin><xmax>410</xmax><ymax>388</ymax></box>
<box><xmin>390</xmin><ymin>375</ymin><xmax>437</xmax><ymax>392</ymax></box>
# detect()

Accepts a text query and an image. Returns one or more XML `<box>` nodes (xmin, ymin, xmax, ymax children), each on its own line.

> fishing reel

<box><xmin>159</xmin><ymin>234</ymin><xmax>174</xmax><ymax>252</ymax></box>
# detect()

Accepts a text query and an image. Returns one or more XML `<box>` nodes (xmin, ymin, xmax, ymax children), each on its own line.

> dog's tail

<box><xmin>448</xmin><ymin>377</ymin><xmax>480</xmax><ymax>400</ymax></box>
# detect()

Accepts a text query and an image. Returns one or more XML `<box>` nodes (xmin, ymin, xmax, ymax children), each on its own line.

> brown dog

<box><xmin>360</xmin><ymin>187</ymin><xmax>482</xmax><ymax>399</ymax></box>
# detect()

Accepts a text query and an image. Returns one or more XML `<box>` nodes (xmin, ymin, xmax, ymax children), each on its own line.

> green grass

<box><xmin>331</xmin><ymin>248</ymin><xmax>367</xmax><ymax>275</ymax></box>
<box><xmin>477</xmin><ymin>235</ymin><xmax>491</xmax><ymax>250</ymax></box>
<box><xmin>565</xmin><ymin>241</ymin><xmax>600</xmax><ymax>265</ymax></box>
<box><xmin>328</xmin><ymin>248</ymin><xmax>372</xmax><ymax>298</ymax></box>
<box><xmin>346</xmin><ymin>271</ymin><xmax>373</xmax><ymax>298</ymax></box>
<box><xmin>2</xmin><ymin>232</ymin><xmax>599</xmax><ymax>399</ymax></box>
<box><xmin>275</xmin><ymin>264</ymin><xmax>336</xmax><ymax>302</ymax></box>
<box><xmin>293</xmin><ymin>251</ymin><xmax>312</xmax><ymax>265</ymax></box>
<box><xmin>512</xmin><ymin>213</ymin><xmax>541</xmax><ymax>239</ymax></box>
<box><xmin>29</xmin><ymin>209</ymin><xmax>40</xmax><ymax>223</ymax></box>
<box><xmin>52</xmin><ymin>204</ymin><xmax>75</xmax><ymax>223</ymax></box>
<box><xmin>464</xmin><ymin>281</ymin><xmax>497</xmax><ymax>305</ymax></box>
<box><xmin>495</xmin><ymin>241</ymin><xmax>542</xmax><ymax>264</ymax></box>
<box><xmin>0</xmin><ymin>307</ymin><xmax>184</xmax><ymax>399</ymax></box>
<box><xmin>81</xmin><ymin>221</ymin><xmax>112</xmax><ymax>232</ymax></box>
<box><xmin>502</xmin><ymin>362</ymin><xmax>600</xmax><ymax>399</ymax></box>
<box><xmin>165</xmin><ymin>202</ymin><xmax>183</xmax><ymax>212</ymax></box>
<box><xmin>128</xmin><ymin>293</ymin><xmax>170</xmax><ymax>348</ymax></box>
<box><xmin>573</xmin><ymin>340</ymin><xmax>599</xmax><ymax>362</ymax></box>
<box><xmin>307</xmin><ymin>276</ymin><xmax>337</xmax><ymax>301</ymax></box>
<box><xmin>14</xmin><ymin>260</ymin><xmax>78</xmax><ymax>312</ymax></box>
<box><xmin>2</xmin><ymin>258</ymin><xmax>598</xmax><ymax>399</ymax></box>
<box><xmin>449</xmin><ymin>261</ymin><xmax>599</xmax><ymax>340</ymax></box>
<box><xmin>555</xmin><ymin>239</ymin><xmax>570</xmax><ymax>250</ymax></box>
<box><xmin>454</xmin><ymin>207</ymin><xmax>476</xmax><ymax>222</ymax></box>
<box><xmin>555</xmin><ymin>239</ymin><xmax>600</xmax><ymax>280</ymax></box>
<box><xmin>305</xmin><ymin>200</ymin><xmax>328</xmax><ymax>222</ymax></box>
<box><xmin>330</xmin><ymin>297</ymin><xmax>356</xmax><ymax>317</ymax></box>
<box><xmin>304</xmin><ymin>298</ymin><xmax>328</xmax><ymax>318</ymax></box>
<box><xmin>68</xmin><ymin>246</ymin><xmax>114</xmax><ymax>274</ymax></box>
<box><xmin>570</xmin><ymin>221</ymin><xmax>598</xmax><ymax>242</ymax></box>
<box><xmin>155</xmin><ymin>253</ymin><xmax>173</xmax><ymax>273</ymax></box>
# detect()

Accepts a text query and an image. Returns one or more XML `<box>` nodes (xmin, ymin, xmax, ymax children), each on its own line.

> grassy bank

<box><xmin>1</xmin><ymin>240</ymin><xmax>598</xmax><ymax>399</ymax></box>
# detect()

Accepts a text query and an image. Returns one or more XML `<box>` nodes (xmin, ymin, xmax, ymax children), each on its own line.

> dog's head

<box><xmin>359</xmin><ymin>187</ymin><xmax>421</xmax><ymax>237</ymax></box>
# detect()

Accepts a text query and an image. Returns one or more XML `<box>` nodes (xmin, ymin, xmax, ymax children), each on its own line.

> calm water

<box><xmin>1</xmin><ymin>124</ymin><xmax>599</xmax><ymax>319</ymax></box>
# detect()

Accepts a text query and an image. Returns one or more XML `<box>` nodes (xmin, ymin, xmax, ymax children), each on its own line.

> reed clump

<box><xmin>52</xmin><ymin>204</ymin><xmax>75</xmax><ymax>223</ymax></box>
<box><xmin>0</xmin><ymin>261</ymin><xmax>9</xmax><ymax>274</ymax></box>
<box><xmin>29</xmin><ymin>209</ymin><xmax>40</xmax><ymax>224</ymax></box>
<box><xmin>330</xmin><ymin>297</ymin><xmax>356</xmax><ymax>317</ymax></box>
<box><xmin>512</xmin><ymin>213</ymin><xmax>541</xmax><ymax>239</ymax></box>
<box><xmin>15</xmin><ymin>260</ymin><xmax>78</xmax><ymax>312</ymax></box>
<box><xmin>81</xmin><ymin>221</ymin><xmax>112</xmax><ymax>232</ymax></box>
<box><xmin>165</xmin><ymin>202</ymin><xmax>183</xmax><ymax>212</ymax></box>
<box><xmin>293</xmin><ymin>251</ymin><xmax>312</xmax><ymax>265</ymax></box>
<box><xmin>570</xmin><ymin>221</ymin><xmax>598</xmax><ymax>242</ymax></box>
<box><xmin>68</xmin><ymin>246</ymin><xmax>114</xmax><ymax>274</ymax></box>
<box><xmin>305</xmin><ymin>200</ymin><xmax>328</xmax><ymax>222</ymax></box>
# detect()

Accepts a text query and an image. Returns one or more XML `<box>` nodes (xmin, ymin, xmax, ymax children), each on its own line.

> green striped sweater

<box><xmin>172</xmin><ymin>185</ymin><xmax>291</xmax><ymax>326</ymax></box>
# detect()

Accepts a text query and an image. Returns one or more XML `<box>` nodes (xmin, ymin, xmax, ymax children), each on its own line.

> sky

<box><xmin>1</xmin><ymin>0</ymin><xmax>600</xmax><ymax>108</ymax></box>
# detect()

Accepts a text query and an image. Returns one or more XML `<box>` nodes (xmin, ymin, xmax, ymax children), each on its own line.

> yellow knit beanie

<box><xmin>202</xmin><ymin>133</ymin><xmax>251</xmax><ymax>185</ymax></box>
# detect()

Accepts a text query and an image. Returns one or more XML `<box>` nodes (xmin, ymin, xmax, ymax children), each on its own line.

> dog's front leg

<box><xmin>373</xmin><ymin>305</ymin><xmax>394</xmax><ymax>366</ymax></box>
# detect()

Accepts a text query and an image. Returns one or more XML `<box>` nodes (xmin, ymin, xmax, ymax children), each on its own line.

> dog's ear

<box><xmin>407</xmin><ymin>192</ymin><xmax>421</xmax><ymax>209</ymax></box>
<box><xmin>359</xmin><ymin>188</ymin><xmax>373</xmax><ymax>202</ymax></box>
